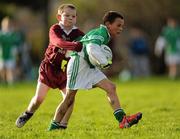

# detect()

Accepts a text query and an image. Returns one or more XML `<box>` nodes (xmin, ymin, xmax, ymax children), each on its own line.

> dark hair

<box><xmin>103</xmin><ymin>11</ymin><xmax>124</xmax><ymax>24</ymax></box>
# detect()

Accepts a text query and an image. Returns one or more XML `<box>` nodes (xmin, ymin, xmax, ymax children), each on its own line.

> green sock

<box><xmin>113</xmin><ymin>108</ymin><xmax>126</xmax><ymax>122</ymax></box>
<box><xmin>48</xmin><ymin>120</ymin><xmax>60</xmax><ymax>131</ymax></box>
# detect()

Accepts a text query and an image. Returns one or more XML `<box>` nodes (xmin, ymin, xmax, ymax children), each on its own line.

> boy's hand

<box><xmin>99</xmin><ymin>60</ymin><xmax>112</xmax><ymax>69</ymax></box>
<box><xmin>74</xmin><ymin>42</ymin><xmax>83</xmax><ymax>52</ymax></box>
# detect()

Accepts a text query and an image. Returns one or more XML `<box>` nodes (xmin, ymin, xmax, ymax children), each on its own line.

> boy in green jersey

<box><xmin>49</xmin><ymin>11</ymin><xmax>142</xmax><ymax>130</ymax></box>
<box><xmin>0</xmin><ymin>16</ymin><xmax>20</xmax><ymax>84</ymax></box>
<box><xmin>155</xmin><ymin>17</ymin><xmax>180</xmax><ymax>79</ymax></box>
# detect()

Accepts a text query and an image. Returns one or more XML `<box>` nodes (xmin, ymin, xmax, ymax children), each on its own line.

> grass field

<box><xmin>0</xmin><ymin>77</ymin><xmax>180</xmax><ymax>139</ymax></box>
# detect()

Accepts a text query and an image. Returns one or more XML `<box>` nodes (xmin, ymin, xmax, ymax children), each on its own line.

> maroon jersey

<box><xmin>44</xmin><ymin>23</ymin><xmax>84</xmax><ymax>67</ymax></box>
<box><xmin>39</xmin><ymin>23</ymin><xmax>84</xmax><ymax>89</ymax></box>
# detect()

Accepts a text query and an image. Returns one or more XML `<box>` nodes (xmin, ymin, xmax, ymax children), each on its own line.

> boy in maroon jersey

<box><xmin>15</xmin><ymin>4</ymin><xmax>84</xmax><ymax>129</ymax></box>
<box><xmin>50</xmin><ymin>11</ymin><xmax>142</xmax><ymax>130</ymax></box>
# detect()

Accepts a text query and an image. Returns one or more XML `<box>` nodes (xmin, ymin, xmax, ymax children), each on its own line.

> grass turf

<box><xmin>0</xmin><ymin>77</ymin><xmax>180</xmax><ymax>139</ymax></box>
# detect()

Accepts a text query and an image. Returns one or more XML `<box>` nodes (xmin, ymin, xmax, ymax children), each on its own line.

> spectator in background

<box><xmin>127</xmin><ymin>26</ymin><xmax>150</xmax><ymax>78</ymax></box>
<box><xmin>0</xmin><ymin>16</ymin><xmax>20</xmax><ymax>84</ymax></box>
<box><xmin>155</xmin><ymin>17</ymin><xmax>180</xmax><ymax>79</ymax></box>
<box><xmin>13</xmin><ymin>22</ymin><xmax>33</xmax><ymax>81</ymax></box>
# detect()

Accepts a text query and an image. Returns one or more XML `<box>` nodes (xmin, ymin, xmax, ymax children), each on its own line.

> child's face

<box><xmin>106</xmin><ymin>18</ymin><xmax>124</xmax><ymax>38</ymax></box>
<box><xmin>59</xmin><ymin>7</ymin><xmax>77</xmax><ymax>28</ymax></box>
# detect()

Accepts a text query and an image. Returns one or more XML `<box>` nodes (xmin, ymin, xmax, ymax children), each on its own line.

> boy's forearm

<box><xmin>50</xmin><ymin>35</ymin><xmax>79</xmax><ymax>50</ymax></box>
<box><xmin>49</xmin><ymin>25</ymin><xmax>82</xmax><ymax>51</ymax></box>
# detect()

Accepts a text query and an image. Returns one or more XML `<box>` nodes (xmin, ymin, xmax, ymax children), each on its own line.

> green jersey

<box><xmin>162</xmin><ymin>26</ymin><xmax>180</xmax><ymax>54</ymax></box>
<box><xmin>80</xmin><ymin>24</ymin><xmax>111</xmax><ymax>67</ymax></box>
<box><xmin>81</xmin><ymin>24</ymin><xmax>111</xmax><ymax>46</ymax></box>
<box><xmin>0</xmin><ymin>31</ymin><xmax>22</xmax><ymax>60</ymax></box>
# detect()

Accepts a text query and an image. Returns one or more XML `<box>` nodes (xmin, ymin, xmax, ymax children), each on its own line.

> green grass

<box><xmin>0</xmin><ymin>77</ymin><xmax>180</xmax><ymax>139</ymax></box>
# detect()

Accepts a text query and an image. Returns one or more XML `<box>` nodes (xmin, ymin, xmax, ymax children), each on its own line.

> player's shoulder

<box><xmin>73</xmin><ymin>28</ymin><xmax>84</xmax><ymax>36</ymax></box>
<box><xmin>90</xmin><ymin>25</ymin><xmax>108</xmax><ymax>37</ymax></box>
<box><xmin>50</xmin><ymin>23</ymin><xmax>62</xmax><ymax>31</ymax></box>
<box><xmin>91</xmin><ymin>25</ymin><xmax>110</xmax><ymax>41</ymax></box>
<box><xmin>99</xmin><ymin>25</ymin><xmax>109</xmax><ymax>37</ymax></box>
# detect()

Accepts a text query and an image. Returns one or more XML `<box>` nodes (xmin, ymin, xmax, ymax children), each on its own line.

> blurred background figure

<box><xmin>13</xmin><ymin>21</ymin><xmax>33</xmax><ymax>81</ymax></box>
<box><xmin>155</xmin><ymin>17</ymin><xmax>180</xmax><ymax>79</ymax></box>
<box><xmin>127</xmin><ymin>26</ymin><xmax>150</xmax><ymax>78</ymax></box>
<box><xmin>0</xmin><ymin>16</ymin><xmax>19</xmax><ymax>85</ymax></box>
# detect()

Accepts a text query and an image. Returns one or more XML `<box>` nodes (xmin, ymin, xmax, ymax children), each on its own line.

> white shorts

<box><xmin>165</xmin><ymin>54</ymin><xmax>180</xmax><ymax>65</ymax></box>
<box><xmin>66</xmin><ymin>54</ymin><xmax>107</xmax><ymax>90</ymax></box>
<box><xmin>0</xmin><ymin>59</ymin><xmax>16</xmax><ymax>70</ymax></box>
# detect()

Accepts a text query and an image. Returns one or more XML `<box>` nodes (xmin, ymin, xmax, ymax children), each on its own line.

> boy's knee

<box><xmin>111</xmin><ymin>83</ymin><xmax>116</xmax><ymax>91</ymax></box>
<box><xmin>106</xmin><ymin>82</ymin><xmax>116</xmax><ymax>93</ymax></box>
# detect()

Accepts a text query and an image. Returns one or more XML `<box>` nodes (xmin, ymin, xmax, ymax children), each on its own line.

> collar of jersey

<box><xmin>100</xmin><ymin>24</ymin><xmax>111</xmax><ymax>38</ymax></box>
<box><xmin>59</xmin><ymin>22</ymin><xmax>78</xmax><ymax>35</ymax></box>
